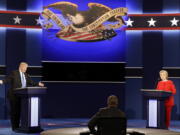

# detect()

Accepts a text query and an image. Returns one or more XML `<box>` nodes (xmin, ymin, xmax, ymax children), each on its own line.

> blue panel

<box><xmin>163</xmin><ymin>0</ymin><xmax>180</xmax><ymax>13</ymax></box>
<box><xmin>125</xmin><ymin>78</ymin><xmax>143</xmax><ymax>119</ymax></box>
<box><xmin>143</xmin><ymin>0</ymin><xmax>163</xmax><ymax>13</ymax></box>
<box><xmin>42</xmin><ymin>30</ymin><xmax>125</xmax><ymax>62</ymax></box>
<box><xmin>43</xmin><ymin>0</ymin><xmax>126</xmax><ymax>8</ymax></box>
<box><xmin>31</xmin><ymin>77</ymin><xmax>41</xmax><ymax>84</ymax></box>
<box><xmin>7</xmin><ymin>0</ymin><xmax>26</xmax><ymax>11</ymax></box>
<box><xmin>0</xmin><ymin>77</ymin><xmax>5</xmax><ymax>98</ymax></box>
<box><xmin>126</xmin><ymin>31</ymin><xmax>142</xmax><ymax>67</ymax></box>
<box><xmin>0</xmin><ymin>0</ymin><xmax>6</xmax><ymax>10</ymax></box>
<box><xmin>0</xmin><ymin>76</ymin><xmax>6</xmax><ymax>119</ymax></box>
<box><xmin>27</xmin><ymin>0</ymin><xmax>43</xmax><ymax>12</ymax></box>
<box><xmin>6</xmin><ymin>29</ymin><xmax>26</xmax><ymax>73</ymax></box>
<box><xmin>41</xmin><ymin>83</ymin><xmax>125</xmax><ymax>118</ymax></box>
<box><xmin>26</xmin><ymin>29</ymin><xmax>42</xmax><ymax>66</ymax></box>
<box><xmin>126</xmin><ymin>0</ymin><xmax>143</xmax><ymax>14</ymax></box>
<box><xmin>163</xmin><ymin>31</ymin><xmax>180</xmax><ymax>67</ymax></box>
<box><xmin>171</xmin><ymin>79</ymin><xmax>180</xmax><ymax>120</ymax></box>
<box><xmin>43</xmin><ymin>30</ymin><xmax>126</xmax><ymax>62</ymax></box>
<box><xmin>142</xmin><ymin>31</ymin><xmax>163</xmax><ymax>89</ymax></box>
<box><xmin>0</xmin><ymin>28</ymin><xmax>6</xmax><ymax>65</ymax></box>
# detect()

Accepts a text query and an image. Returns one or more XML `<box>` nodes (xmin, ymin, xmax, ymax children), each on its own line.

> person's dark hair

<box><xmin>107</xmin><ymin>95</ymin><xmax>118</xmax><ymax>107</ymax></box>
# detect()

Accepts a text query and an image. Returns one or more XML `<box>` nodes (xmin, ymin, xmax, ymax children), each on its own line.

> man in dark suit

<box><xmin>0</xmin><ymin>62</ymin><xmax>44</xmax><ymax>131</ymax></box>
<box><xmin>88</xmin><ymin>95</ymin><xmax>126</xmax><ymax>135</ymax></box>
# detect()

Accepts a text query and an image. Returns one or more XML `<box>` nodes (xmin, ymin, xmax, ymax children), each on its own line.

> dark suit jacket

<box><xmin>3</xmin><ymin>70</ymin><xmax>38</xmax><ymax>99</ymax></box>
<box><xmin>88</xmin><ymin>107</ymin><xmax>126</xmax><ymax>134</ymax></box>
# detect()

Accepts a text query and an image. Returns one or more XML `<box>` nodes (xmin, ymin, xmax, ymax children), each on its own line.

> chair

<box><xmin>96</xmin><ymin>117</ymin><xmax>127</xmax><ymax>135</ymax></box>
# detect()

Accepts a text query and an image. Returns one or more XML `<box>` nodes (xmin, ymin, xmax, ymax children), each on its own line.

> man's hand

<box><xmin>38</xmin><ymin>82</ymin><xmax>44</xmax><ymax>87</ymax></box>
<box><xmin>0</xmin><ymin>80</ymin><xmax>3</xmax><ymax>85</ymax></box>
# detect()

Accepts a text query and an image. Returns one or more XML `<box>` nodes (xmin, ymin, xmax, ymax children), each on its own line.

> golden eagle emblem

<box><xmin>42</xmin><ymin>1</ymin><xmax>128</xmax><ymax>42</ymax></box>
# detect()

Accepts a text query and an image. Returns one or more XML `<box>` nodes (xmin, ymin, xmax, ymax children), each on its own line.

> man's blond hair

<box><xmin>19</xmin><ymin>62</ymin><xmax>28</xmax><ymax>67</ymax></box>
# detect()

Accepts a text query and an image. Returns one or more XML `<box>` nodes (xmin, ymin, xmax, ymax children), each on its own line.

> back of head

<box><xmin>107</xmin><ymin>95</ymin><xmax>118</xmax><ymax>108</ymax></box>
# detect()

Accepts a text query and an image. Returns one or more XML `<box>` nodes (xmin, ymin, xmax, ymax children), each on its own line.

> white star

<box><xmin>36</xmin><ymin>17</ymin><xmax>43</xmax><ymax>25</ymax></box>
<box><xmin>125</xmin><ymin>18</ymin><xmax>134</xmax><ymax>27</ymax></box>
<box><xmin>147</xmin><ymin>18</ymin><xmax>157</xmax><ymax>27</ymax></box>
<box><xmin>13</xmin><ymin>16</ymin><xmax>22</xmax><ymax>24</ymax></box>
<box><xmin>170</xmin><ymin>17</ymin><xmax>179</xmax><ymax>26</ymax></box>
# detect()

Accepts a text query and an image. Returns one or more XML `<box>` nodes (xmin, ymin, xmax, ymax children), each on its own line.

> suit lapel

<box><xmin>17</xmin><ymin>70</ymin><xmax>22</xmax><ymax>86</ymax></box>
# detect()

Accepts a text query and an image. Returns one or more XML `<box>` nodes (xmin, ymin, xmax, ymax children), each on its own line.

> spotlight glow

<box><xmin>26</xmin><ymin>29</ymin><xmax>42</xmax><ymax>33</ymax></box>
<box><xmin>126</xmin><ymin>0</ymin><xmax>143</xmax><ymax>14</ymax></box>
<box><xmin>0</xmin><ymin>1</ymin><xmax>6</xmax><ymax>10</ymax></box>
<box><xmin>26</xmin><ymin>0</ymin><xmax>43</xmax><ymax>12</ymax></box>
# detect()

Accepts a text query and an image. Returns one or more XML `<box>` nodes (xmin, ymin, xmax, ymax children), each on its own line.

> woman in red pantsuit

<box><xmin>156</xmin><ymin>70</ymin><xmax>176</xmax><ymax>128</ymax></box>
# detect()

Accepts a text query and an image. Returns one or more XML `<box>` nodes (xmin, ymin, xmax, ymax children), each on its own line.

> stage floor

<box><xmin>41</xmin><ymin>127</ymin><xmax>180</xmax><ymax>135</ymax></box>
<box><xmin>0</xmin><ymin>119</ymin><xmax>180</xmax><ymax>135</ymax></box>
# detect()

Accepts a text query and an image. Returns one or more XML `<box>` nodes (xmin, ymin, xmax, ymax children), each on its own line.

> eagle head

<box><xmin>67</xmin><ymin>13</ymin><xmax>85</xmax><ymax>25</ymax></box>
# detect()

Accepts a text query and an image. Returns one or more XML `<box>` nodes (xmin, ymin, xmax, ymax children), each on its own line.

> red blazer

<box><xmin>156</xmin><ymin>80</ymin><xmax>176</xmax><ymax>106</ymax></box>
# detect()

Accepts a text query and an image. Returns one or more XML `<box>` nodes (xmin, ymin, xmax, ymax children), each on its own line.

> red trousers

<box><xmin>165</xmin><ymin>106</ymin><xmax>172</xmax><ymax>128</ymax></box>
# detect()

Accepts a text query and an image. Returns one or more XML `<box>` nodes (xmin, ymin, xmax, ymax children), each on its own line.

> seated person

<box><xmin>88</xmin><ymin>95</ymin><xmax>126</xmax><ymax>135</ymax></box>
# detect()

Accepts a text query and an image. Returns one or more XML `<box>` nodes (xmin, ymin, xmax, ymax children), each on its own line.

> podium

<box><xmin>141</xmin><ymin>89</ymin><xmax>172</xmax><ymax>129</ymax></box>
<box><xmin>15</xmin><ymin>87</ymin><xmax>47</xmax><ymax>133</ymax></box>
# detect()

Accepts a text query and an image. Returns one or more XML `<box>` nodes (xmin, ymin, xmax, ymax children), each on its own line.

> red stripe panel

<box><xmin>126</xmin><ymin>27</ymin><xmax>180</xmax><ymax>30</ymax></box>
<box><xmin>0</xmin><ymin>24</ymin><xmax>41</xmax><ymax>29</ymax></box>
<box><xmin>0</xmin><ymin>10</ymin><xmax>40</xmax><ymax>15</ymax></box>
<box><xmin>69</xmin><ymin>33</ymin><xmax>96</xmax><ymax>39</ymax></box>
<box><xmin>128</xmin><ymin>13</ymin><xmax>180</xmax><ymax>17</ymax></box>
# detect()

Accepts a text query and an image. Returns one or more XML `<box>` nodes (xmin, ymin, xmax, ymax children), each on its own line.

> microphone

<box><xmin>155</xmin><ymin>77</ymin><xmax>161</xmax><ymax>88</ymax></box>
<box><xmin>157</xmin><ymin>77</ymin><xmax>161</xmax><ymax>81</ymax></box>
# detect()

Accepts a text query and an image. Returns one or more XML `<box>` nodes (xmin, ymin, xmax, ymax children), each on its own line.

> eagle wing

<box><xmin>44</xmin><ymin>2</ymin><xmax>78</xmax><ymax>17</ymax></box>
<box><xmin>88</xmin><ymin>3</ymin><xmax>124</xmax><ymax>23</ymax></box>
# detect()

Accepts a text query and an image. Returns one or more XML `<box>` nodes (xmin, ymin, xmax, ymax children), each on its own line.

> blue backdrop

<box><xmin>0</xmin><ymin>0</ymin><xmax>180</xmax><ymax>120</ymax></box>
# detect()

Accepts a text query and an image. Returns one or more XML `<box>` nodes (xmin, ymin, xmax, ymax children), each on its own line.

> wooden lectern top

<box><xmin>141</xmin><ymin>89</ymin><xmax>172</xmax><ymax>99</ymax></box>
<box><xmin>141</xmin><ymin>89</ymin><xmax>172</xmax><ymax>93</ymax></box>
<box><xmin>15</xmin><ymin>87</ymin><xmax>47</xmax><ymax>90</ymax></box>
<box><xmin>15</xmin><ymin>87</ymin><xmax>47</xmax><ymax>96</ymax></box>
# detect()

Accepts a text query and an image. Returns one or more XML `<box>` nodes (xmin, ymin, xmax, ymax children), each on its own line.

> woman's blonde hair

<box><xmin>159</xmin><ymin>70</ymin><xmax>168</xmax><ymax>79</ymax></box>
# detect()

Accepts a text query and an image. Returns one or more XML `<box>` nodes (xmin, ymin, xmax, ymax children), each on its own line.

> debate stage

<box><xmin>0</xmin><ymin>119</ymin><xmax>180</xmax><ymax>135</ymax></box>
<box><xmin>41</xmin><ymin>127</ymin><xmax>180</xmax><ymax>135</ymax></box>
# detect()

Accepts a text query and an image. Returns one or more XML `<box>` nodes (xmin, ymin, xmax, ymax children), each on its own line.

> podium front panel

<box><xmin>148</xmin><ymin>99</ymin><xmax>157</xmax><ymax>127</ymax></box>
<box><xmin>30</xmin><ymin>97</ymin><xmax>39</xmax><ymax>127</ymax></box>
